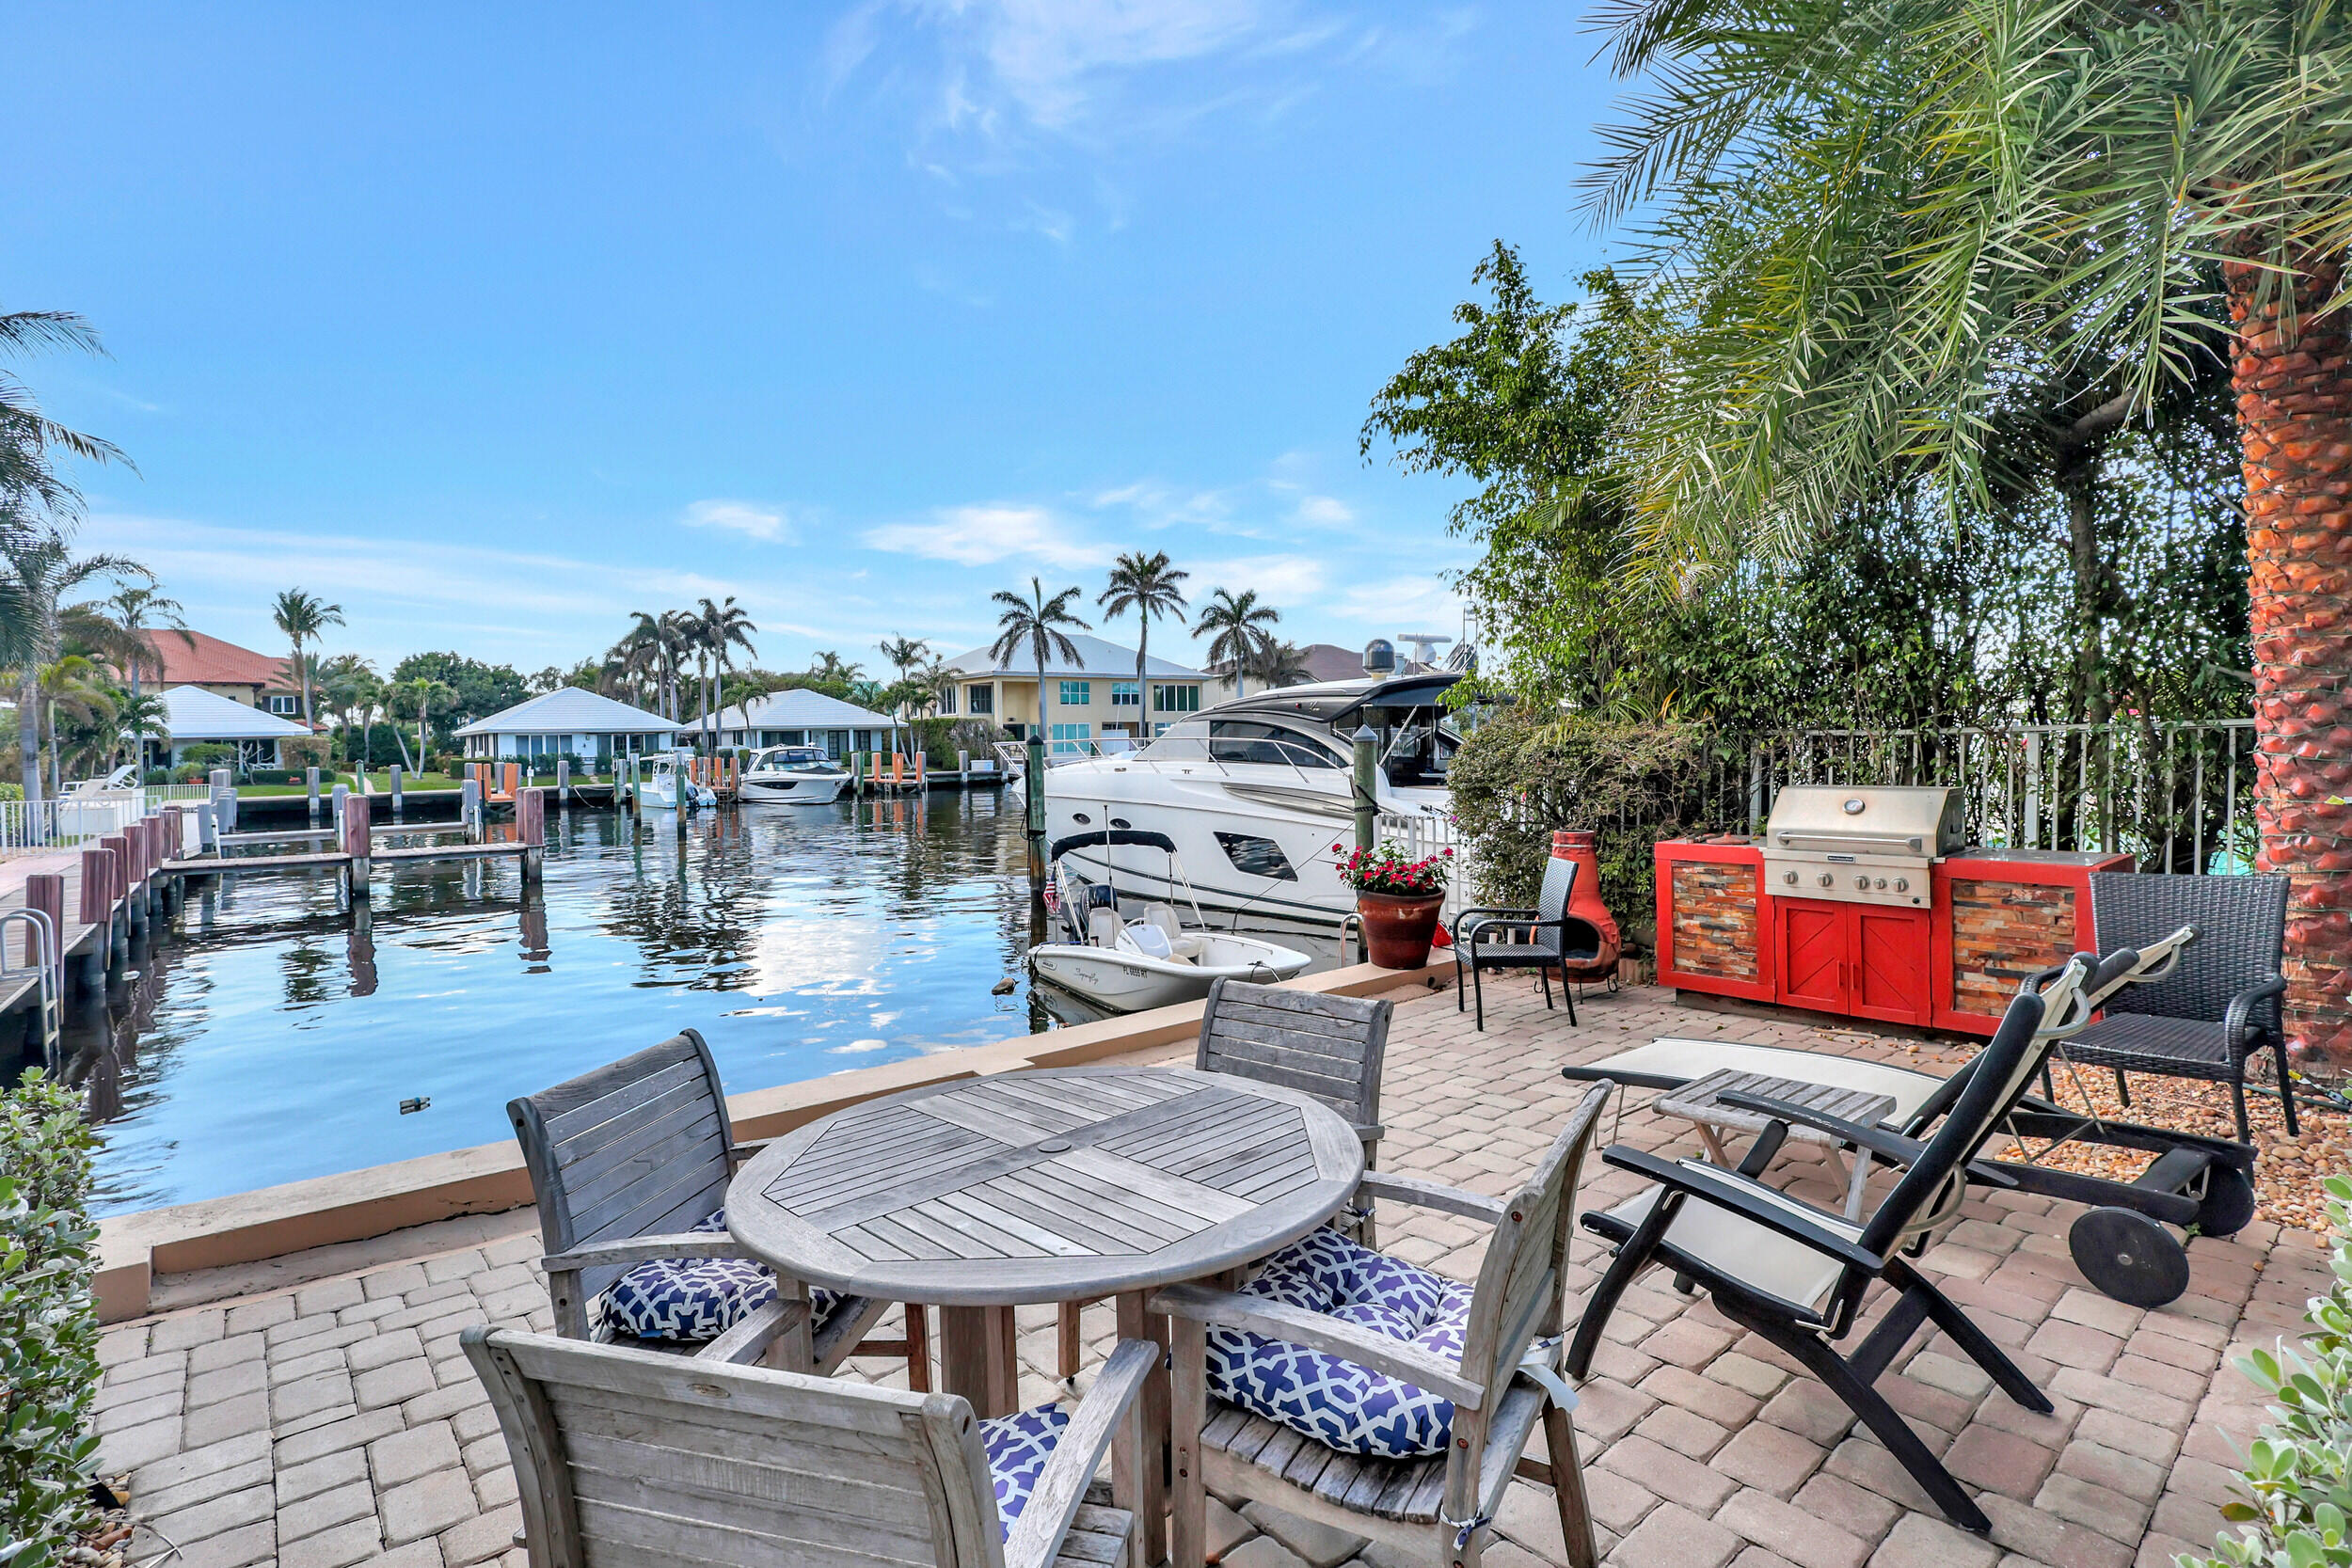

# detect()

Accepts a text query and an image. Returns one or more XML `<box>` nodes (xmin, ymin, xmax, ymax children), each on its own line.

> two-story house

<box><xmin>939</xmin><ymin>633</ymin><xmax>1211</xmax><ymax>754</ymax></box>
<box><xmin>136</xmin><ymin>630</ymin><xmax>311</xmax><ymax>720</ymax></box>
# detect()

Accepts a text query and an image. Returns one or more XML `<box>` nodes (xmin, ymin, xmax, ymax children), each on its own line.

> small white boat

<box><xmin>738</xmin><ymin>745</ymin><xmax>851</xmax><ymax>805</ymax></box>
<box><xmin>636</xmin><ymin>752</ymin><xmax>717</xmax><ymax>811</ymax></box>
<box><xmin>1026</xmin><ymin>830</ymin><xmax>1312</xmax><ymax>1012</ymax></box>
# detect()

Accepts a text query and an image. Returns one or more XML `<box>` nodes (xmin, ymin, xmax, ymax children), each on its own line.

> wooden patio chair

<box><xmin>1564</xmin><ymin>956</ymin><xmax>2114</xmax><ymax>1534</ymax></box>
<box><xmin>1454</xmin><ymin>855</ymin><xmax>1603</xmax><ymax>1030</ymax></box>
<box><xmin>2055</xmin><ymin>871</ymin><xmax>2292</xmax><ymax>1140</ymax></box>
<box><xmin>508</xmin><ymin>1029</ymin><xmax>928</xmax><ymax>1381</ymax></box>
<box><xmin>1149</xmin><ymin>1081</ymin><xmax>1615</xmax><ymax>1568</ymax></box>
<box><xmin>465</xmin><ymin>1324</ymin><xmax>1159</xmax><ymax>1568</ymax></box>
<box><xmin>1055</xmin><ymin>978</ymin><xmax>1391</xmax><ymax>1381</ymax></box>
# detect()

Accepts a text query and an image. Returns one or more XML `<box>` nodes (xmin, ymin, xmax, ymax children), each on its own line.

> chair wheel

<box><xmin>2068</xmin><ymin>1208</ymin><xmax>2189</xmax><ymax>1307</ymax></box>
<box><xmin>2195</xmin><ymin>1164</ymin><xmax>2258</xmax><ymax>1238</ymax></box>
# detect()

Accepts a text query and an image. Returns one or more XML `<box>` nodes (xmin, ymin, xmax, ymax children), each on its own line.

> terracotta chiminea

<box><xmin>1549</xmin><ymin>830</ymin><xmax>1622</xmax><ymax>982</ymax></box>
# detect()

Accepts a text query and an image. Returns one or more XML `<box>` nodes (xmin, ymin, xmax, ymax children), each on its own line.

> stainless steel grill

<box><xmin>1762</xmin><ymin>784</ymin><xmax>1964</xmax><ymax>908</ymax></box>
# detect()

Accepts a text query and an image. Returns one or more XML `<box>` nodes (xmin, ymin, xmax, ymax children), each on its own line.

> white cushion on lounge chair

<box><xmin>1601</xmin><ymin>1161</ymin><xmax>1862</xmax><ymax>1313</ymax></box>
<box><xmin>1588</xmin><ymin>1039</ymin><xmax>1948</xmax><ymax>1123</ymax></box>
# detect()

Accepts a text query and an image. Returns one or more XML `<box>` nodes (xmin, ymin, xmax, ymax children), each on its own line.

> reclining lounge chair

<box><xmin>1565</xmin><ymin>953</ymin><xmax>2117</xmax><ymax>1534</ymax></box>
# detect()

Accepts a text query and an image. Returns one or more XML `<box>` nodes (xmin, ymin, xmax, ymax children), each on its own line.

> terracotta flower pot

<box><xmin>1358</xmin><ymin>891</ymin><xmax>1445</xmax><ymax>970</ymax></box>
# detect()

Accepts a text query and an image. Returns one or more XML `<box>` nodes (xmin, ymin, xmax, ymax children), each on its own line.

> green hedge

<box><xmin>0</xmin><ymin>1074</ymin><xmax>99</xmax><ymax>1568</ymax></box>
<box><xmin>2185</xmin><ymin>1172</ymin><xmax>2352</xmax><ymax>1568</ymax></box>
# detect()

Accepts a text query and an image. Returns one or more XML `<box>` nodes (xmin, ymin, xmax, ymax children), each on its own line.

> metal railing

<box><xmin>1745</xmin><ymin>720</ymin><xmax>2258</xmax><ymax>874</ymax></box>
<box><xmin>0</xmin><ymin>783</ymin><xmax>206</xmax><ymax>855</ymax></box>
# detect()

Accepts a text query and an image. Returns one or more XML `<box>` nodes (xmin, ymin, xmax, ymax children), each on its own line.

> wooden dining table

<box><xmin>728</xmin><ymin>1064</ymin><xmax>1366</xmax><ymax>1567</ymax></box>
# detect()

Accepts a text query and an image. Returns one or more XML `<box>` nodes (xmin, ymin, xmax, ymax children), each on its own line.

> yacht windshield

<box><xmin>1205</xmin><ymin>721</ymin><xmax>1343</xmax><ymax>768</ymax></box>
<box><xmin>1359</xmin><ymin>705</ymin><xmax>1458</xmax><ymax>788</ymax></box>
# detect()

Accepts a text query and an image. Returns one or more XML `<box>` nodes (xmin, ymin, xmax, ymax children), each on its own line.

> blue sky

<box><xmin>4</xmin><ymin>3</ymin><xmax>1618</xmax><ymax>678</ymax></box>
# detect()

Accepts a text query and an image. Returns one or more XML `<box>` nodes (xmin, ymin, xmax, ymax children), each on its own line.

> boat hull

<box><xmin>739</xmin><ymin>774</ymin><xmax>850</xmax><ymax>804</ymax></box>
<box><xmin>1027</xmin><ymin>939</ymin><xmax>1311</xmax><ymax>1012</ymax></box>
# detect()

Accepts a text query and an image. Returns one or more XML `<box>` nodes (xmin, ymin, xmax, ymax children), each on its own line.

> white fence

<box><xmin>1377</xmin><ymin>808</ymin><xmax>1472</xmax><ymax>923</ymax></box>
<box><xmin>0</xmin><ymin>784</ymin><xmax>206</xmax><ymax>856</ymax></box>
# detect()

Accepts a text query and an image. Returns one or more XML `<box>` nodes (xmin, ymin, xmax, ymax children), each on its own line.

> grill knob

<box><xmin>1783</xmin><ymin>871</ymin><xmax>1797</xmax><ymax>885</ymax></box>
<box><xmin>1817</xmin><ymin>873</ymin><xmax>1833</xmax><ymax>889</ymax></box>
<box><xmin>1894</xmin><ymin>877</ymin><xmax>1910</xmax><ymax>892</ymax></box>
<box><xmin>1854</xmin><ymin>875</ymin><xmax>1869</xmax><ymax>891</ymax></box>
<box><xmin>1874</xmin><ymin>877</ymin><xmax>1887</xmax><ymax>890</ymax></box>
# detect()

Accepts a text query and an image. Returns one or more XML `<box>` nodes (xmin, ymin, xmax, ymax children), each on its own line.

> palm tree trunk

<box><xmin>2231</xmin><ymin>252</ymin><xmax>2352</xmax><ymax>1069</ymax></box>
<box><xmin>1136</xmin><ymin>624</ymin><xmax>1148</xmax><ymax>736</ymax></box>
<box><xmin>18</xmin><ymin>672</ymin><xmax>41</xmax><ymax>807</ymax></box>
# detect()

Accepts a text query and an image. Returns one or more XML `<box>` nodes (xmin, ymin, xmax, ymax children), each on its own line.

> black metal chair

<box><xmin>1565</xmin><ymin>956</ymin><xmax>2111</xmax><ymax>1534</ymax></box>
<box><xmin>1454</xmin><ymin>855</ymin><xmax>1603</xmax><ymax>1029</ymax></box>
<box><xmin>2055</xmin><ymin>873</ymin><xmax>2291</xmax><ymax>1140</ymax></box>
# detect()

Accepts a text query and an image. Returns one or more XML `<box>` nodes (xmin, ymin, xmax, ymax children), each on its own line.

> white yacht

<box><xmin>738</xmin><ymin>745</ymin><xmax>852</xmax><ymax>805</ymax></box>
<box><xmin>1039</xmin><ymin>671</ymin><xmax>1462</xmax><ymax>924</ymax></box>
<box><xmin>635</xmin><ymin>752</ymin><xmax>717</xmax><ymax>811</ymax></box>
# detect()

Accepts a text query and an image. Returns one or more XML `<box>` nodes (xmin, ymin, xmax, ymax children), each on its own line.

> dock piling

<box><xmin>389</xmin><ymin>765</ymin><xmax>405</xmax><ymax>815</ymax></box>
<box><xmin>77</xmin><ymin>848</ymin><xmax>112</xmax><ymax>990</ymax></box>
<box><xmin>519</xmin><ymin>787</ymin><xmax>546</xmax><ymax>884</ymax></box>
<box><xmin>461</xmin><ymin>778</ymin><xmax>482</xmax><ymax>839</ymax></box>
<box><xmin>307</xmin><ymin>766</ymin><xmax>322</xmax><ymax>821</ymax></box>
<box><xmin>25</xmin><ymin>872</ymin><xmax>63</xmax><ymax>1021</ymax></box>
<box><xmin>1024</xmin><ymin>733</ymin><xmax>1046</xmax><ymax>892</ymax></box>
<box><xmin>557</xmin><ymin>759</ymin><xmax>570</xmax><ymax>804</ymax></box>
<box><xmin>342</xmin><ymin>794</ymin><xmax>373</xmax><ymax>897</ymax></box>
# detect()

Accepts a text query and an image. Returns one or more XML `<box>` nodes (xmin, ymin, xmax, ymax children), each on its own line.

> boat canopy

<box><xmin>1050</xmin><ymin>828</ymin><xmax>1180</xmax><ymax>862</ymax></box>
<box><xmin>1214</xmin><ymin>672</ymin><xmax>1461</xmax><ymax>726</ymax></box>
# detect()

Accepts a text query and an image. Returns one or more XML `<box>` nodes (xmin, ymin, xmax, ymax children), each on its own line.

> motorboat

<box><xmin>1026</xmin><ymin>829</ymin><xmax>1313</xmax><ymax>1012</ymax></box>
<box><xmin>636</xmin><ymin>752</ymin><xmax>717</xmax><ymax>811</ymax></box>
<box><xmin>1038</xmin><ymin>670</ymin><xmax>1465</xmax><ymax>925</ymax></box>
<box><xmin>738</xmin><ymin>745</ymin><xmax>851</xmax><ymax>805</ymax></box>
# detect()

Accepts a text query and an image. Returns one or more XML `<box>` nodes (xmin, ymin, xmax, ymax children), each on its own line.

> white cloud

<box><xmin>1332</xmin><ymin>574</ymin><xmax>1463</xmax><ymax>629</ymax></box>
<box><xmin>680</xmin><ymin>499</ymin><xmax>796</xmax><ymax>543</ymax></box>
<box><xmin>1192</xmin><ymin>553</ymin><xmax>1325</xmax><ymax>604</ymax></box>
<box><xmin>861</xmin><ymin>503</ymin><xmax>1112</xmax><ymax>568</ymax></box>
<box><xmin>1293</xmin><ymin>494</ymin><xmax>1352</xmax><ymax>527</ymax></box>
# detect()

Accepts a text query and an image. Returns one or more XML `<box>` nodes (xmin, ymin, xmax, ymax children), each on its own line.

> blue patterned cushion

<box><xmin>1207</xmin><ymin>1227</ymin><xmax>1475</xmax><ymax>1458</ymax></box>
<box><xmin>979</xmin><ymin>1403</ymin><xmax>1071</xmax><ymax>1540</ymax></box>
<box><xmin>598</xmin><ymin>1210</ymin><xmax>843</xmax><ymax>1342</ymax></box>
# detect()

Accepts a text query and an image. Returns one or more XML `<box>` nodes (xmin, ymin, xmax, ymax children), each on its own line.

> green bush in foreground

<box><xmin>2183</xmin><ymin>1172</ymin><xmax>2352</xmax><ymax>1568</ymax></box>
<box><xmin>0</xmin><ymin>1074</ymin><xmax>100</xmax><ymax>1568</ymax></box>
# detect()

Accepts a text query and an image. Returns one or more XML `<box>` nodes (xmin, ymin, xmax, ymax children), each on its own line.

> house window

<box><xmin>1152</xmin><ymin>685</ymin><xmax>1200</xmax><ymax>713</ymax></box>
<box><xmin>268</xmin><ymin>694</ymin><xmax>298</xmax><ymax>715</ymax></box>
<box><xmin>1110</xmin><ymin>682</ymin><xmax>1139</xmax><ymax>707</ymax></box>
<box><xmin>1058</xmin><ymin>680</ymin><xmax>1090</xmax><ymax>707</ymax></box>
<box><xmin>1049</xmin><ymin>721</ymin><xmax>1092</xmax><ymax>756</ymax></box>
<box><xmin>939</xmin><ymin>686</ymin><xmax>957</xmax><ymax>715</ymax></box>
<box><xmin>968</xmin><ymin>684</ymin><xmax>994</xmax><ymax>716</ymax></box>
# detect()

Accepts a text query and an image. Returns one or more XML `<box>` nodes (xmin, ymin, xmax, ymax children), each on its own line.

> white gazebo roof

<box><xmin>452</xmin><ymin>688</ymin><xmax>683</xmax><ymax>738</ymax></box>
<box><xmin>943</xmin><ymin>632</ymin><xmax>1202</xmax><ymax>681</ymax></box>
<box><xmin>161</xmin><ymin>685</ymin><xmax>314</xmax><ymax>741</ymax></box>
<box><xmin>716</xmin><ymin>687</ymin><xmax>894</xmax><ymax>731</ymax></box>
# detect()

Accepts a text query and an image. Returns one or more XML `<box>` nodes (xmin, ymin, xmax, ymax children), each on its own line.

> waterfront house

<box><xmin>452</xmin><ymin>688</ymin><xmax>684</xmax><ymax>764</ymax></box>
<box><xmin>710</xmin><ymin>687</ymin><xmax>896</xmax><ymax>759</ymax></box>
<box><xmin>158</xmin><ymin>683</ymin><xmax>314</xmax><ymax>769</ymax></box>
<box><xmin>137</xmin><ymin>628</ymin><xmax>312</xmax><ymax>720</ymax></box>
<box><xmin>940</xmin><ymin>632</ymin><xmax>1209</xmax><ymax>752</ymax></box>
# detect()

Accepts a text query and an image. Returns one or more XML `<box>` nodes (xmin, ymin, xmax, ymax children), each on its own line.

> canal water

<box><xmin>62</xmin><ymin>794</ymin><xmax>1340</xmax><ymax>1215</ymax></box>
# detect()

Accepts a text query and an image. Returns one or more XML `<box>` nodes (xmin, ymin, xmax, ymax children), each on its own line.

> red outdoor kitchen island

<box><xmin>1656</xmin><ymin>784</ymin><xmax>2134</xmax><ymax>1036</ymax></box>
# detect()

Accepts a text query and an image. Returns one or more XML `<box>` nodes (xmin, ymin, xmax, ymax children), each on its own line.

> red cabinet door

<box><xmin>1851</xmin><ymin>906</ymin><xmax>1933</xmax><ymax>1025</ymax></box>
<box><xmin>1776</xmin><ymin>898</ymin><xmax>1849</xmax><ymax>1013</ymax></box>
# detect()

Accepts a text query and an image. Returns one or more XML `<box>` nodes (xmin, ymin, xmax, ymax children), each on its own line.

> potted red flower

<box><xmin>1335</xmin><ymin>840</ymin><xmax>1453</xmax><ymax>969</ymax></box>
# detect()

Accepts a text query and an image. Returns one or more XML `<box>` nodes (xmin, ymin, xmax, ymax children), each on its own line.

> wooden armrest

<box><xmin>1352</xmin><ymin>1123</ymin><xmax>1386</xmax><ymax>1146</ymax></box>
<box><xmin>1003</xmin><ymin>1338</ymin><xmax>1159</xmax><ymax>1568</ymax></box>
<box><xmin>1356</xmin><ymin>1170</ymin><xmax>1504</xmax><ymax>1223</ymax></box>
<box><xmin>691</xmin><ymin>1297</ymin><xmax>811</xmax><ymax>1365</ymax></box>
<box><xmin>1147</xmin><ymin>1282</ymin><xmax>1482</xmax><ymax>1409</ymax></box>
<box><xmin>728</xmin><ymin>1139</ymin><xmax>771</xmax><ymax>1167</ymax></box>
<box><xmin>541</xmin><ymin>1232</ymin><xmax>742</xmax><ymax>1272</ymax></box>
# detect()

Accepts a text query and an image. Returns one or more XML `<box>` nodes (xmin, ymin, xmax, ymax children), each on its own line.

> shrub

<box><xmin>0</xmin><ymin>1073</ymin><xmax>101</xmax><ymax>1568</ymax></box>
<box><xmin>0</xmin><ymin>784</ymin><xmax>21</xmax><ymax>804</ymax></box>
<box><xmin>1445</xmin><ymin>708</ymin><xmax>1740</xmax><ymax>953</ymax></box>
<box><xmin>2183</xmin><ymin>1172</ymin><xmax>2352</xmax><ymax>1568</ymax></box>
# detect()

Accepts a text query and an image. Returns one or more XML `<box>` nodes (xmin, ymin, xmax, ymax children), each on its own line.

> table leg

<box><xmin>1696</xmin><ymin>1123</ymin><xmax>1730</xmax><ymax>1165</ymax></box>
<box><xmin>938</xmin><ymin>1306</ymin><xmax>1022</xmax><ymax>1418</ymax></box>
<box><xmin>1843</xmin><ymin>1148</ymin><xmax>1875</xmax><ymax>1219</ymax></box>
<box><xmin>1115</xmin><ymin>1290</ymin><xmax>1169</xmax><ymax>1568</ymax></box>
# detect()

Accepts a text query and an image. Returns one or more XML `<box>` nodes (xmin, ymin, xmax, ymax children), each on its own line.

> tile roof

<box><xmin>137</xmin><ymin>629</ymin><xmax>291</xmax><ymax>689</ymax></box>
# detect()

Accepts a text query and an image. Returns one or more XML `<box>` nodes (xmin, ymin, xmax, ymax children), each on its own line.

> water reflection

<box><xmin>47</xmin><ymin>793</ymin><xmax>1337</xmax><ymax>1215</ymax></box>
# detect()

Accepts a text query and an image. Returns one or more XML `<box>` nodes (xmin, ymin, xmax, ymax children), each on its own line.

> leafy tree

<box><xmin>270</xmin><ymin>588</ymin><xmax>343</xmax><ymax>725</ymax></box>
<box><xmin>1248</xmin><ymin>640</ymin><xmax>1316</xmax><ymax>689</ymax></box>
<box><xmin>0</xmin><ymin>310</ymin><xmax>127</xmax><ymax>519</ymax></box>
<box><xmin>72</xmin><ymin>584</ymin><xmax>188</xmax><ymax>694</ymax></box>
<box><xmin>1097</xmin><ymin>550</ymin><xmax>1190</xmax><ymax>703</ymax></box>
<box><xmin>383</xmin><ymin>675</ymin><xmax>457</xmax><ymax>773</ymax></box>
<box><xmin>1192</xmin><ymin>588</ymin><xmax>1280</xmax><ymax>698</ymax></box>
<box><xmin>387</xmin><ymin>653</ymin><xmax>526</xmax><ymax>742</ymax></box>
<box><xmin>990</xmin><ymin>578</ymin><xmax>1089</xmax><ymax>740</ymax></box>
<box><xmin>691</xmin><ymin>595</ymin><xmax>757</xmax><ymax>751</ymax></box>
<box><xmin>0</xmin><ymin>526</ymin><xmax>150</xmax><ymax>804</ymax></box>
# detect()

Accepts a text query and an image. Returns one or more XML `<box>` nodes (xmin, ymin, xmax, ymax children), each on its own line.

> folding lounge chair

<box><xmin>1561</xmin><ymin>931</ymin><xmax>2258</xmax><ymax>1308</ymax></box>
<box><xmin>1565</xmin><ymin>951</ymin><xmax>2122</xmax><ymax>1534</ymax></box>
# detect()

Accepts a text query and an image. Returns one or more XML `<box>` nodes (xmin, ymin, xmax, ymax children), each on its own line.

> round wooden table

<box><xmin>729</xmin><ymin>1065</ymin><xmax>1365</xmax><ymax>1567</ymax></box>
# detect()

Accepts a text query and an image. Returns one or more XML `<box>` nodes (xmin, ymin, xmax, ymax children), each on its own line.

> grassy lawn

<box><xmin>230</xmin><ymin>771</ymin><xmax>616</xmax><ymax>795</ymax></box>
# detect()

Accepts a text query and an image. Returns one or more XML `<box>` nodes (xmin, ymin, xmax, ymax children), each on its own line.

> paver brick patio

<box><xmin>92</xmin><ymin>977</ymin><xmax>2335</xmax><ymax>1566</ymax></box>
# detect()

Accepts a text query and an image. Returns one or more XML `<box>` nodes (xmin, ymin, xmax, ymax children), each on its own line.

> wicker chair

<box><xmin>2054</xmin><ymin>873</ymin><xmax>2292</xmax><ymax>1141</ymax></box>
<box><xmin>1454</xmin><ymin>856</ymin><xmax>1603</xmax><ymax>1030</ymax></box>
